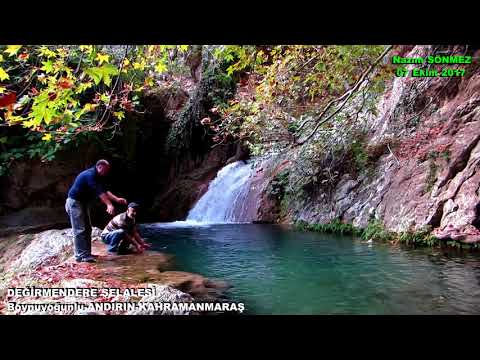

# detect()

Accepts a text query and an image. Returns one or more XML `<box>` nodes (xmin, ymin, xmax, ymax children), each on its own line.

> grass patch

<box><xmin>295</xmin><ymin>219</ymin><xmax>361</xmax><ymax>236</ymax></box>
<box><xmin>397</xmin><ymin>226</ymin><xmax>438</xmax><ymax>247</ymax></box>
<box><xmin>295</xmin><ymin>218</ymin><xmax>479</xmax><ymax>251</ymax></box>
<box><xmin>361</xmin><ymin>219</ymin><xmax>393</xmax><ymax>242</ymax></box>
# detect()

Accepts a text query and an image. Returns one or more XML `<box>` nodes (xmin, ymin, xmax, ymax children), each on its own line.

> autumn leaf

<box><xmin>144</xmin><ymin>77</ymin><xmax>155</xmax><ymax>87</ymax></box>
<box><xmin>79</xmin><ymin>45</ymin><xmax>93</xmax><ymax>54</ymax></box>
<box><xmin>75</xmin><ymin>81</ymin><xmax>93</xmax><ymax>94</ymax></box>
<box><xmin>37</xmin><ymin>73</ymin><xmax>47</xmax><ymax>84</ymax></box>
<box><xmin>83</xmin><ymin>103</ymin><xmax>98</xmax><ymax>112</ymax></box>
<box><xmin>0</xmin><ymin>54</ymin><xmax>3</xmax><ymax>63</ymax></box>
<box><xmin>42</xmin><ymin>133</ymin><xmax>52</xmax><ymax>141</ymax></box>
<box><xmin>38</xmin><ymin>46</ymin><xmax>57</xmax><ymax>58</ymax></box>
<box><xmin>113</xmin><ymin>111</ymin><xmax>125</xmax><ymax>120</ymax></box>
<box><xmin>133</xmin><ymin>61</ymin><xmax>145</xmax><ymax>71</ymax></box>
<box><xmin>0</xmin><ymin>92</ymin><xmax>16</xmax><ymax>109</ymax></box>
<box><xmin>57</xmin><ymin>78</ymin><xmax>73</xmax><ymax>89</ymax></box>
<box><xmin>31</xmin><ymin>102</ymin><xmax>55</xmax><ymax>124</ymax></box>
<box><xmin>29</xmin><ymin>92</ymin><xmax>55</xmax><ymax>125</ymax></box>
<box><xmin>18</xmin><ymin>53</ymin><xmax>29</xmax><ymax>61</ymax></box>
<box><xmin>56</xmin><ymin>48</ymin><xmax>68</xmax><ymax>58</ymax></box>
<box><xmin>0</xmin><ymin>67</ymin><xmax>9</xmax><ymax>81</ymax></box>
<box><xmin>100</xmin><ymin>93</ymin><xmax>110</xmax><ymax>103</ymax></box>
<box><xmin>0</xmin><ymin>86</ymin><xmax>6</xmax><ymax>94</ymax></box>
<box><xmin>96</xmin><ymin>53</ymin><xmax>110</xmax><ymax>65</ymax></box>
<box><xmin>154</xmin><ymin>61</ymin><xmax>167</xmax><ymax>73</ymax></box>
<box><xmin>85</xmin><ymin>67</ymin><xmax>102</xmax><ymax>85</ymax></box>
<box><xmin>4</xmin><ymin>45</ymin><xmax>22</xmax><ymax>57</ymax></box>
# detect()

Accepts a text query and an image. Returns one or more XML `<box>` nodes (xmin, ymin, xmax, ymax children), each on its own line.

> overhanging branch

<box><xmin>295</xmin><ymin>45</ymin><xmax>393</xmax><ymax>146</ymax></box>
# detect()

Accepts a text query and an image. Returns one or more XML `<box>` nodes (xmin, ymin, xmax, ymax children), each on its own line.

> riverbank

<box><xmin>294</xmin><ymin>219</ymin><xmax>480</xmax><ymax>251</ymax></box>
<box><xmin>0</xmin><ymin>227</ymin><xmax>229</xmax><ymax>315</ymax></box>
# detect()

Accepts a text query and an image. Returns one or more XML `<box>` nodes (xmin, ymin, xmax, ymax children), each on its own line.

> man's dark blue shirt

<box><xmin>68</xmin><ymin>167</ymin><xmax>107</xmax><ymax>203</ymax></box>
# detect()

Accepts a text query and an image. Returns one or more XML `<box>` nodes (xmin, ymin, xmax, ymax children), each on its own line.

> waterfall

<box><xmin>187</xmin><ymin>161</ymin><xmax>256</xmax><ymax>223</ymax></box>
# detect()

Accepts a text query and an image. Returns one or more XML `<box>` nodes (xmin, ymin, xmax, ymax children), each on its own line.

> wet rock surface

<box><xmin>0</xmin><ymin>227</ymin><xmax>229</xmax><ymax>315</ymax></box>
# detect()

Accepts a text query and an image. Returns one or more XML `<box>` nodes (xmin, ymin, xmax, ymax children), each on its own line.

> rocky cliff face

<box><xmin>0</xmin><ymin>146</ymin><xmax>102</xmax><ymax>234</ymax></box>
<box><xmin>251</xmin><ymin>45</ymin><xmax>480</xmax><ymax>243</ymax></box>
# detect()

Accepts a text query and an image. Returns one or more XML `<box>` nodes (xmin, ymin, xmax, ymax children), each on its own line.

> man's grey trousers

<box><xmin>65</xmin><ymin>197</ymin><xmax>92</xmax><ymax>260</ymax></box>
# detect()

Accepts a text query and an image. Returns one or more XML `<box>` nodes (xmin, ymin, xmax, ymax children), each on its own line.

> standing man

<box><xmin>65</xmin><ymin>159</ymin><xmax>127</xmax><ymax>263</ymax></box>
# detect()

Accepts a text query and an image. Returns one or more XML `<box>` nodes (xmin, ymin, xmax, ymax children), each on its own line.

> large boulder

<box><xmin>7</xmin><ymin>227</ymin><xmax>102</xmax><ymax>275</ymax></box>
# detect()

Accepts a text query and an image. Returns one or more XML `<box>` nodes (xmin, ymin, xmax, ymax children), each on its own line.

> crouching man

<box><xmin>101</xmin><ymin>202</ymin><xmax>151</xmax><ymax>254</ymax></box>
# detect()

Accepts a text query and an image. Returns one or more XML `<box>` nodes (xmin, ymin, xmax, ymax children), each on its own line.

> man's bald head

<box><xmin>96</xmin><ymin>159</ymin><xmax>110</xmax><ymax>176</ymax></box>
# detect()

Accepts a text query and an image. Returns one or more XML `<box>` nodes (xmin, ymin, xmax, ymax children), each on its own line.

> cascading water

<box><xmin>186</xmin><ymin>161</ymin><xmax>256</xmax><ymax>223</ymax></box>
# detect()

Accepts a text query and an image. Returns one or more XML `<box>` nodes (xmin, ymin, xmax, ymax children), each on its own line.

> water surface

<box><xmin>141</xmin><ymin>223</ymin><xmax>480</xmax><ymax>315</ymax></box>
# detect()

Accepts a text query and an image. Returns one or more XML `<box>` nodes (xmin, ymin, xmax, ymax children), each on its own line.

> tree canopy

<box><xmin>0</xmin><ymin>44</ymin><xmax>393</xmax><ymax>176</ymax></box>
<box><xmin>207</xmin><ymin>45</ymin><xmax>393</xmax><ymax>155</ymax></box>
<box><xmin>0</xmin><ymin>45</ymin><xmax>189</xmax><ymax>174</ymax></box>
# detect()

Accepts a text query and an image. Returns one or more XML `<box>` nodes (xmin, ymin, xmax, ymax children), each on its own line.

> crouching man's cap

<box><xmin>128</xmin><ymin>202</ymin><xmax>140</xmax><ymax>209</ymax></box>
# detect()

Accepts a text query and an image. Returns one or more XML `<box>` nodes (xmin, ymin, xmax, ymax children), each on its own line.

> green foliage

<box><xmin>350</xmin><ymin>139</ymin><xmax>370</xmax><ymax>175</ymax></box>
<box><xmin>268</xmin><ymin>169</ymin><xmax>290</xmax><ymax>200</ymax></box>
<box><xmin>203</xmin><ymin>64</ymin><xmax>236</xmax><ymax>108</ymax></box>
<box><xmin>440</xmin><ymin>150</ymin><xmax>451</xmax><ymax>162</ymax></box>
<box><xmin>85</xmin><ymin>64</ymin><xmax>119</xmax><ymax>86</ymax></box>
<box><xmin>0</xmin><ymin>44</ymin><xmax>192</xmax><ymax>176</ymax></box>
<box><xmin>209</xmin><ymin>45</ymin><xmax>393</xmax><ymax>153</ymax></box>
<box><xmin>445</xmin><ymin>240</ymin><xmax>479</xmax><ymax>250</ymax></box>
<box><xmin>267</xmin><ymin>168</ymin><xmax>291</xmax><ymax>218</ymax></box>
<box><xmin>166</xmin><ymin>56</ymin><xmax>236</xmax><ymax>156</ymax></box>
<box><xmin>361</xmin><ymin>219</ymin><xmax>393</xmax><ymax>242</ymax></box>
<box><xmin>295</xmin><ymin>219</ymin><xmax>362</xmax><ymax>236</ymax></box>
<box><xmin>397</xmin><ymin>226</ymin><xmax>438</xmax><ymax>246</ymax></box>
<box><xmin>295</xmin><ymin>218</ymin><xmax>478</xmax><ymax>251</ymax></box>
<box><xmin>422</xmin><ymin>149</ymin><xmax>451</xmax><ymax>193</ymax></box>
